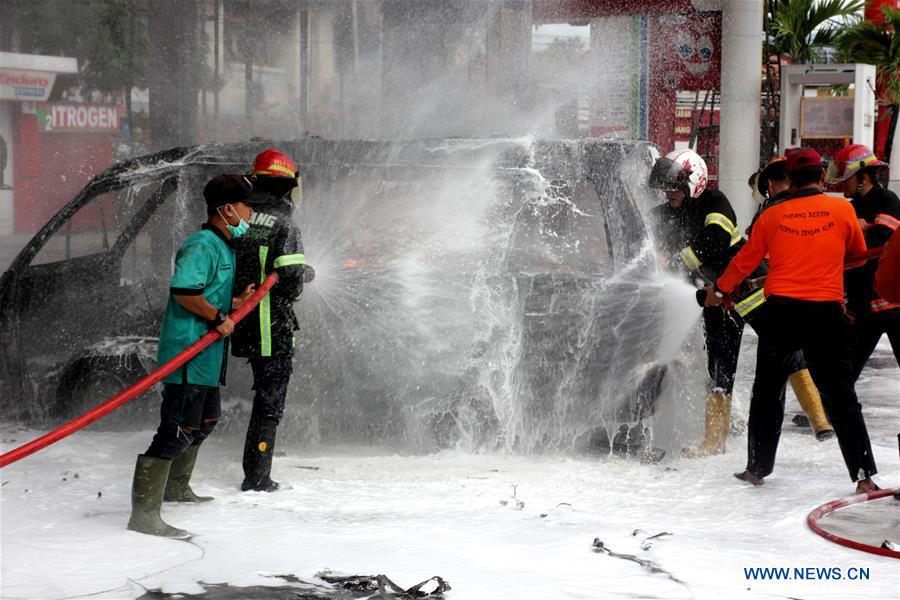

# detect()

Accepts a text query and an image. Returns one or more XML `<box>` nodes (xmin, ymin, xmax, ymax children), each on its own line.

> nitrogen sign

<box><xmin>35</xmin><ymin>103</ymin><xmax>121</xmax><ymax>133</ymax></box>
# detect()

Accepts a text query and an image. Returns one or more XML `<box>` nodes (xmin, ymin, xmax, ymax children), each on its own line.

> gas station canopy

<box><xmin>0</xmin><ymin>52</ymin><xmax>78</xmax><ymax>103</ymax></box>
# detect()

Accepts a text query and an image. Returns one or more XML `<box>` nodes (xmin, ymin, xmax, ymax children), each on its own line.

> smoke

<box><xmin>191</xmin><ymin>2</ymin><xmax>610</xmax><ymax>143</ymax></box>
<box><xmin>1</xmin><ymin>2</ymin><xmax>717</xmax><ymax>457</ymax></box>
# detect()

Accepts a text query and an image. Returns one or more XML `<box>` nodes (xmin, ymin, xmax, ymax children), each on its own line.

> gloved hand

<box><xmin>695</xmin><ymin>289</ymin><xmax>707</xmax><ymax>308</ymax></box>
<box><xmin>702</xmin><ymin>284</ymin><xmax>724</xmax><ymax>308</ymax></box>
<box><xmin>302</xmin><ymin>265</ymin><xmax>316</xmax><ymax>283</ymax></box>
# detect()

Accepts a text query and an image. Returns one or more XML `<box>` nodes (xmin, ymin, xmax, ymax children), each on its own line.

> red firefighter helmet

<box><xmin>249</xmin><ymin>148</ymin><xmax>298</xmax><ymax>178</ymax></box>
<box><xmin>247</xmin><ymin>148</ymin><xmax>302</xmax><ymax>206</ymax></box>
<box><xmin>825</xmin><ymin>144</ymin><xmax>886</xmax><ymax>183</ymax></box>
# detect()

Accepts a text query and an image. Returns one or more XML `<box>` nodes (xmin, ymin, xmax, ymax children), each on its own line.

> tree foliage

<box><xmin>836</xmin><ymin>5</ymin><xmax>900</xmax><ymax>104</ymax></box>
<box><xmin>767</xmin><ymin>0</ymin><xmax>864</xmax><ymax>63</ymax></box>
<box><xmin>0</xmin><ymin>0</ymin><xmax>151</xmax><ymax>96</ymax></box>
<box><xmin>836</xmin><ymin>5</ymin><xmax>900</xmax><ymax>162</ymax></box>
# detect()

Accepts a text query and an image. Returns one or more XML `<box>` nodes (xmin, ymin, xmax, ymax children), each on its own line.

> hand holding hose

<box><xmin>233</xmin><ymin>283</ymin><xmax>256</xmax><ymax>309</ymax></box>
<box><xmin>215</xmin><ymin>316</ymin><xmax>235</xmax><ymax>337</ymax></box>
<box><xmin>701</xmin><ymin>284</ymin><xmax>734</xmax><ymax>311</ymax></box>
<box><xmin>702</xmin><ymin>284</ymin><xmax>723</xmax><ymax>307</ymax></box>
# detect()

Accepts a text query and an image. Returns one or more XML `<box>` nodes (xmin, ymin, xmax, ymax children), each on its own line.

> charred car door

<box><xmin>0</xmin><ymin>176</ymin><xmax>178</xmax><ymax>417</ymax></box>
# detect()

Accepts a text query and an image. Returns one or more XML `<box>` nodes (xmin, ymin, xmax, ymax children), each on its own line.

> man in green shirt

<box><xmin>127</xmin><ymin>174</ymin><xmax>255</xmax><ymax>538</ymax></box>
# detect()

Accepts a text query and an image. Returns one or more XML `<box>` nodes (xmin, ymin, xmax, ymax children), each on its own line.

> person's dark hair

<box><xmin>788</xmin><ymin>167</ymin><xmax>823</xmax><ymax>188</ymax></box>
<box><xmin>858</xmin><ymin>166</ymin><xmax>883</xmax><ymax>187</ymax></box>
<box><xmin>756</xmin><ymin>159</ymin><xmax>789</xmax><ymax>196</ymax></box>
<box><xmin>769</xmin><ymin>170</ymin><xmax>790</xmax><ymax>185</ymax></box>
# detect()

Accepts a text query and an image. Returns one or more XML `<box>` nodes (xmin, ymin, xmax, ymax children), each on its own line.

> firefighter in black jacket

<box><xmin>827</xmin><ymin>144</ymin><xmax>900</xmax><ymax>381</ymax></box>
<box><xmin>232</xmin><ymin>149</ymin><xmax>314</xmax><ymax>492</ymax></box>
<box><xmin>649</xmin><ymin>149</ymin><xmax>752</xmax><ymax>457</ymax></box>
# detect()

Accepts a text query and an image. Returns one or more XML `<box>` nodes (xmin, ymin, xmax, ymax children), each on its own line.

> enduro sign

<box><xmin>0</xmin><ymin>69</ymin><xmax>57</xmax><ymax>102</ymax></box>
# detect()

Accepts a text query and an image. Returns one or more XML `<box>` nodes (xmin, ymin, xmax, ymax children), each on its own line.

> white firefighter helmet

<box><xmin>648</xmin><ymin>148</ymin><xmax>709</xmax><ymax>199</ymax></box>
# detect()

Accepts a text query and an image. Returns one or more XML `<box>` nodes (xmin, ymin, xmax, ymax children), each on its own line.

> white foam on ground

<box><xmin>2</xmin><ymin>340</ymin><xmax>898</xmax><ymax>600</ymax></box>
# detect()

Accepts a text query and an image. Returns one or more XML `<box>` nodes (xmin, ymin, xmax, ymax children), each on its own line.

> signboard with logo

<box><xmin>30</xmin><ymin>102</ymin><xmax>121</xmax><ymax>134</ymax></box>
<box><xmin>651</xmin><ymin>12</ymin><xmax>722</xmax><ymax>93</ymax></box>
<box><xmin>800</xmin><ymin>97</ymin><xmax>854</xmax><ymax>139</ymax></box>
<box><xmin>0</xmin><ymin>69</ymin><xmax>57</xmax><ymax>102</ymax></box>
<box><xmin>643</xmin><ymin>11</ymin><xmax>722</xmax><ymax>158</ymax></box>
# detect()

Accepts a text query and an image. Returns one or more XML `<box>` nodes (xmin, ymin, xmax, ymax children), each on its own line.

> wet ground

<box><xmin>136</xmin><ymin>571</ymin><xmax>449</xmax><ymax>599</ymax></box>
<box><xmin>2</xmin><ymin>338</ymin><xmax>898</xmax><ymax>600</ymax></box>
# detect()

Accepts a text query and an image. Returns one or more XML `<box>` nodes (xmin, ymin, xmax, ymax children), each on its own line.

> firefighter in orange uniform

<box><xmin>709</xmin><ymin>148</ymin><xmax>879</xmax><ymax>493</ymax></box>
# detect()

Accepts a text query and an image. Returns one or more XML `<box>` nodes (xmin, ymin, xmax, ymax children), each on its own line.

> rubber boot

<box><xmin>164</xmin><ymin>445</ymin><xmax>213</xmax><ymax>503</ymax></box>
<box><xmin>682</xmin><ymin>392</ymin><xmax>731</xmax><ymax>458</ymax></box>
<box><xmin>127</xmin><ymin>455</ymin><xmax>189</xmax><ymax>538</ymax></box>
<box><xmin>611</xmin><ymin>424</ymin><xmax>630</xmax><ymax>457</ymax></box>
<box><xmin>241</xmin><ymin>417</ymin><xmax>280</xmax><ymax>492</ymax></box>
<box><xmin>788</xmin><ymin>369</ymin><xmax>834</xmax><ymax>441</ymax></box>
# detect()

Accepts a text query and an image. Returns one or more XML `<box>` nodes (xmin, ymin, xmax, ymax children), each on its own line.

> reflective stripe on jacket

<box><xmin>846</xmin><ymin>186</ymin><xmax>900</xmax><ymax>315</ymax></box>
<box><xmin>650</xmin><ymin>188</ymin><xmax>740</xmax><ymax>279</ymax></box>
<box><xmin>231</xmin><ymin>201</ymin><xmax>308</xmax><ymax>358</ymax></box>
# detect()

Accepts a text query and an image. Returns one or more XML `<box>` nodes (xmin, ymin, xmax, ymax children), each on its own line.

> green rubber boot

<box><xmin>164</xmin><ymin>445</ymin><xmax>213</xmax><ymax>503</ymax></box>
<box><xmin>127</xmin><ymin>455</ymin><xmax>190</xmax><ymax>538</ymax></box>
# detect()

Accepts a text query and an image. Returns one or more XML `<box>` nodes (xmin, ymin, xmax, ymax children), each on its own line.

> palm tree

<box><xmin>836</xmin><ymin>6</ymin><xmax>900</xmax><ymax>163</ymax></box>
<box><xmin>768</xmin><ymin>0</ymin><xmax>864</xmax><ymax>64</ymax></box>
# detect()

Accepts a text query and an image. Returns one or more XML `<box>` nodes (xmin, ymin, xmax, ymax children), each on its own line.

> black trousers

<box><xmin>745</xmin><ymin>307</ymin><xmax>808</xmax><ymax>373</ymax></box>
<box><xmin>248</xmin><ymin>356</ymin><xmax>293</xmax><ymax>424</ymax></box>
<box><xmin>745</xmin><ymin>297</ymin><xmax>877</xmax><ymax>481</ymax></box>
<box><xmin>146</xmin><ymin>383</ymin><xmax>220</xmax><ymax>459</ymax></box>
<box><xmin>242</xmin><ymin>356</ymin><xmax>293</xmax><ymax>484</ymax></box>
<box><xmin>703</xmin><ymin>306</ymin><xmax>744</xmax><ymax>394</ymax></box>
<box><xmin>740</xmin><ymin>307</ymin><xmax>807</xmax><ymax>452</ymax></box>
<box><xmin>849</xmin><ymin>309</ymin><xmax>900</xmax><ymax>383</ymax></box>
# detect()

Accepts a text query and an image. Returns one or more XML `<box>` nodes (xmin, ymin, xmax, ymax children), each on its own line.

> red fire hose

<box><xmin>0</xmin><ymin>272</ymin><xmax>279</xmax><ymax>469</ymax></box>
<box><xmin>807</xmin><ymin>488</ymin><xmax>900</xmax><ymax>559</ymax></box>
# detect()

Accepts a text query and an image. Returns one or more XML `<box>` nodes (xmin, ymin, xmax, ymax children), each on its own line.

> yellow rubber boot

<box><xmin>682</xmin><ymin>392</ymin><xmax>731</xmax><ymax>458</ymax></box>
<box><xmin>789</xmin><ymin>369</ymin><xmax>834</xmax><ymax>441</ymax></box>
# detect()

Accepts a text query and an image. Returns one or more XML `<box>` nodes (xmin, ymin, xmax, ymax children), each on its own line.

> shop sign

<box><xmin>800</xmin><ymin>97</ymin><xmax>854</xmax><ymax>139</ymax></box>
<box><xmin>33</xmin><ymin>103</ymin><xmax>121</xmax><ymax>133</ymax></box>
<box><xmin>0</xmin><ymin>69</ymin><xmax>57</xmax><ymax>101</ymax></box>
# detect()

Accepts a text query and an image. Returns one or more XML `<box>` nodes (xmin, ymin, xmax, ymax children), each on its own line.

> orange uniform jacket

<box><xmin>874</xmin><ymin>227</ymin><xmax>900</xmax><ymax>304</ymax></box>
<box><xmin>717</xmin><ymin>190</ymin><xmax>866</xmax><ymax>303</ymax></box>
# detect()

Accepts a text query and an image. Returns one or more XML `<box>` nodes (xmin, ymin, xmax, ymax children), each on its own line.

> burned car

<box><xmin>0</xmin><ymin>138</ymin><xmax>687</xmax><ymax>454</ymax></box>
